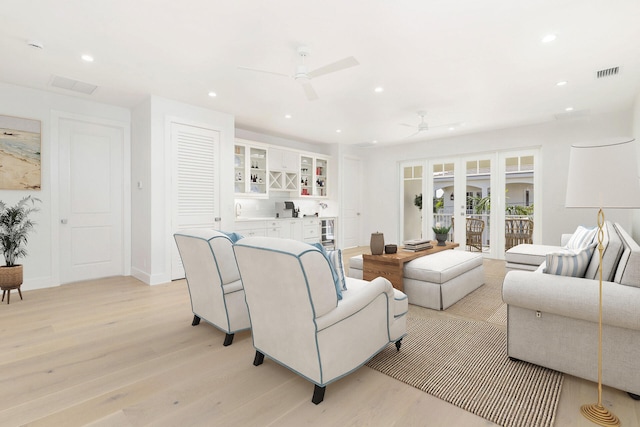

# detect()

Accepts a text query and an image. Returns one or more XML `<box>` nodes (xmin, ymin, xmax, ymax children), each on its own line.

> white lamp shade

<box><xmin>565</xmin><ymin>137</ymin><xmax>640</xmax><ymax>208</ymax></box>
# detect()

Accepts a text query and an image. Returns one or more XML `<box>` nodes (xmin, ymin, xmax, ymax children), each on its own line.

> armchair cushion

<box><xmin>219</xmin><ymin>230</ymin><xmax>244</xmax><ymax>243</ymax></box>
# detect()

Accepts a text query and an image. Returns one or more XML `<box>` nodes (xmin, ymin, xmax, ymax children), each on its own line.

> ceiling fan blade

<box><xmin>399</xmin><ymin>123</ymin><xmax>417</xmax><ymax>128</ymax></box>
<box><xmin>300</xmin><ymin>80</ymin><xmax>319</xmax><ymax>101</ymax></box>
<box><xmin>307</xmin><ymin>56</ymin><xmax>359</xmax><ymax>79</ymax></box>
<box><xmin>237</xmin><ymin>65</ymin><xmax>290</xmax><ymax>78</ymax></box>
<box><xmin>430</xmin><ymin>122</ymin><xmax>461</xmax><ymax>129</ymax></box>
<box><xmin>404</xmin><ymin>131</ymin><xmax>421</xmax><ymax>139</ymax></box>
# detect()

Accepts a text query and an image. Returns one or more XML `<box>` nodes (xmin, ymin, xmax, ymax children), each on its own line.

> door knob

<box><xmin>61</xmin><ymin>219</ymin><xmax>68</xmax><ymax>224</ymax></box>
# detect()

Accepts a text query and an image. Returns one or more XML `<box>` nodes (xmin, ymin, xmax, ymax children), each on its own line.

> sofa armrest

<box><xmin>503</xmin><ymin>270</ymin><xmax>640</xmax><ymax>331</ymax></box>
<box><xmin>315</xmin><ymin>277</ymin><xmax>393</xmax><ymax>332</ymax></box>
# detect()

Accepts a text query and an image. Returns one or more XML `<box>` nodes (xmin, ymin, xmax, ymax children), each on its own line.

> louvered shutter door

<box><xmin>171</xmin><ymin>122</ymin><xmax>220</xmax><ymax>279</ymax></box>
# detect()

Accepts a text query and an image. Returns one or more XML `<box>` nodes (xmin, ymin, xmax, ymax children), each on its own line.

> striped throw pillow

<box><xmin>544</xmin><ymin>243</ymin><xmax>597</xmax><ymax>278</ymax></box>
<box><xmin>327</xmin><ymin>249</ymin><xmax>347</xmax><ymax>290</ymax></box>
<box><xmin>565</xmin><ymin>225</ymin><xmax>597</xmax><ymax>249</ymax></box>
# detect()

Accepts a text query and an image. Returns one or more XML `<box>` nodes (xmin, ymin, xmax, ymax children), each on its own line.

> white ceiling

<box><xmin>2</xmin><ymin>0</ymin><xmax>640</xmax><ymax>146</ymax></box>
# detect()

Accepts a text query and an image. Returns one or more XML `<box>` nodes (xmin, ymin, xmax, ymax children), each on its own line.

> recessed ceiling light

<box><xmin>81</xmin><ymin>54</ymin><xmax>94</xmax><ymax>62</ymax></box>
<box><xmin>556</xmin><ymin>81</ymin><xmax>568</xmax><ymax>86</ymax></box>
<box><xmin>336</xmin><ymin>129</ymin><xmax>342</xmax><ymax>133</ymax></box>
<box><xmin>372</xmin><ymin>140</ymin><xmax>378</xmax><ymax>144</ymax></box>
<box><xmin>374</xmin><ymin>87</ymin><xmax>384</xmax><ymax>93</ymax></box>
<box><xmin>565</xmin><ymin>107</ymin><xmax>574</xmax><ymax>111</ymax></box>
<box><xmin>208</xmin><ymin>91</ymin><xmax>217</xmax><ymax>97</ymax></box>
<box><xmin>449</xmin><ymin>127</ymin><xmax>455</xmax><ymax>131</ymax></box>
<box><xmin>284</xmin><ymin>114</ymin><xmax>292</xmax><ymax>119</ymax></box>
<box><xmin>542</xmin><ymin>34</ymin><xmax>557</xmax><ymax>43</ymax></box>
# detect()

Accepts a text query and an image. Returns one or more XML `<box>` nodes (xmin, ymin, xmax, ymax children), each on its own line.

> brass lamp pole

<box><xmin>565</xmin><ymin>137</ymin><xmax>640</xmax><ymax>427</ymax></box>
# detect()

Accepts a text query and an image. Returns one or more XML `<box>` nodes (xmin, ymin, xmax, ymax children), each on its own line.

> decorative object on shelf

<box><xmin>432</xmin><ymin>223</ymin><xmax>451</xmax><ymax>246</ymax></box>
<box><xmin>370</xmin><ymin>232</ymin><xmax>384</xmax><ymax>255</ymax></box>
<box><xmin>565</xmin><ymin>137</ymin><xmax>640</xmax><ymax>427</ymax></box>
<box><xmin>384</xmin><ymin>244</ymin><xmax>397</xmax><ymax>254</ymax></box>
<box><xmin>0</xmin><ymin>195</ymin><xmax>40</xmax><ymax>304</ymax></box>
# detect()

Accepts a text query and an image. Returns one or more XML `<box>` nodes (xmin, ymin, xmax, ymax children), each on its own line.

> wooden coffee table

<box><xmin>363</xmin><ymin>241</ymin><xmax>459</xmax><ymax>292</ymax></box>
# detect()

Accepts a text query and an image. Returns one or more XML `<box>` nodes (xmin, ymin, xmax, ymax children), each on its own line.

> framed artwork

<box><xmin>0</xmin><ymin>115</ymin><xmax>41</xmax><ymax>190</ymax></box>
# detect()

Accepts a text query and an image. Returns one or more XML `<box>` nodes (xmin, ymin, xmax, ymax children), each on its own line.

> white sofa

<box><xmin>502</xmin><ymin>222</ymin><xmax>640</xmax><ymax>397</ymax></box>
<box><xmin>234</xmin><ymin>236</ymin><xmax>408</xmax><ymax>404</ymax></box>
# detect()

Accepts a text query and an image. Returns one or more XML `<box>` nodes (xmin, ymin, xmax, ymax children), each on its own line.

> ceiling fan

<box><xmin>400</xmin><ymin>111</ymin><xmax>459</xmax><ymax>138</ymax></box>
<box><xmin>238</xmin><ymin>46</ymin><xmax>359</xmax><ymax>101</ymax></box>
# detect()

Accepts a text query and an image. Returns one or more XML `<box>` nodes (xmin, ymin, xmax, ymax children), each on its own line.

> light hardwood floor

<box><xmin>1</xmin><ymin>249</ymin><xmax>638</xmax><ymax>426</ymax></box>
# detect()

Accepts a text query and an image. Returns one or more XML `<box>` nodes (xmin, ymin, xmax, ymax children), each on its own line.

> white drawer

<box><xmin>234</xmin><ymin>220</ymin><xmax>267</xmax><ymax>231</ymax></box>
<box><xmin>303</xmin><ymin>218</ymin><xmax>320</xmax><ymax>227</ymax></box>
<box><xmin>304</xmin><ymin>225</ymin><xmax>320</xmax><ymax>239</ymax></box>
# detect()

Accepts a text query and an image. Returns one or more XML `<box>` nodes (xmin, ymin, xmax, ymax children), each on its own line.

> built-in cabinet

<box><xmin>234</xmin><ymin>218</ymin><xmax>310</xmax><ymax>242</ymax></box>
<box><xmin>234</xmin><ymin>141</ymin><xmax>268</xmax><ymax>197</ymax></box>
<box><xmin>268</xmin><ymin>148</ymin><xmax>299</xmax><ymax>192</ymax></box>
<box><xmin>303</xmin><ymin>217</ymin><xmax>321</xmax><ymax>243</ymax></box>
<box><xmin>234</xmin><ymin>140</ymin><xmax>329</xmax><ymax>199</ymax></box>
<box><xmin>300</xmin><ymin>155</ymin><xmax>329</xmax><ymax>198</ymax></box>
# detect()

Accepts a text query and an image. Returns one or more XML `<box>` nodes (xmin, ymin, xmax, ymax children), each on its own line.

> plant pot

<box><xmin>435</xmin><ymin>234</ymin><xmax>448</xmax><ymax>246</ymax></box>
<box><xmin>0</xmin><ymin>264</ymin><xmax>23</xmax><ymax>287</ymax></box>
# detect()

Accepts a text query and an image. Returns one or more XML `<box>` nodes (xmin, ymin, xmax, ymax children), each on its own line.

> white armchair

<box><xmin>233</xmin><ymin>236</ymin><xmax>408</xmax><ymax>404</ymax></box>
<box><xmin>174</xmin><ymin>229</ymin><xmax>251</xmax><ymax>346</ymax></box>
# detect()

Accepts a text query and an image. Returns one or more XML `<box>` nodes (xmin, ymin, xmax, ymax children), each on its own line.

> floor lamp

<box><xmin>565</xmin><ymin>137</ymin><xmax>640</xmax><ymax>427</ymax></box>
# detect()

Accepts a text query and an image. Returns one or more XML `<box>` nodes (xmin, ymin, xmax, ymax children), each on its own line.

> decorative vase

<box><xmin>370</xmin><ymin>232</ymin><xmax>384</xmax><ymax>255</ymax></box>
<box><xmin>435</xmin><ymin>233</ymin><xmax>448</xmax><ymax>246</ymax></box>
<box><xmin>385</xmin><ymin>244</ymin><xmax>397</xmax><ymax>254</ymax></box>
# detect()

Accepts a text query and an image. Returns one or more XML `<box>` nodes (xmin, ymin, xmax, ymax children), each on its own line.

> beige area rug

<box><xmin>367</xmin><ymin>260</ymin><xmax>563</xmax><ymax>427</ymax></box>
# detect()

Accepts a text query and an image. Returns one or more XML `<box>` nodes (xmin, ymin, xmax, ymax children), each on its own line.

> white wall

<box><xmin>359</xmin><ymin>110</ymin><xmax>634</xmax><ymax>248</ymax></box>
<box><xmin>0</xmin><ymin>82</ymin><xmax>130</xmax><ymax>290</ymax></box>
<box><xmin>131</xmin><ymin>96</ymin><xmax>235</xmax><ymax>285</ymax></box>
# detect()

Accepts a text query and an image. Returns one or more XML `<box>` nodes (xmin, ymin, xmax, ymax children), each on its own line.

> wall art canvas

<box><xmin>0</xmin><ymin>115</ymin><xmax>41</xmax><ymax>190</ymax></box>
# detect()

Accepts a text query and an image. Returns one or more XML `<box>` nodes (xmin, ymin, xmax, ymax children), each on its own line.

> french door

<box><xmin>400</xmin><ymin>148</ymin><xmax>539</xmax><ymax>259</ymax></box>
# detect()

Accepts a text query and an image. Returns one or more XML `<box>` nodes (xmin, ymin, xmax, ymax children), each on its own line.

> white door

<box><xmin>59</xmin><ymin>118</ymin><xmax>124</xmax><ymax>283</ymax></box>
<box><xmin>171</xmin><ymin>122</ymin><xmax>220</xmax><ymax>280</ymax></box>
<box><xmin>342</xmin><ymin>156</ymin><xmax>362</xmax><ymax>248</ymax></box>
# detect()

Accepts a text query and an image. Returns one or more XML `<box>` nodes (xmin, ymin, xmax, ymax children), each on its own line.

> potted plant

<box><xmin>432</xmin><ymin>223</ymin><xmax>451</xmax><ymax>246</ymax></box>
<box><xmin>0</xmin><ymin>196</ymin><xmax>40</xmax><ymax>300</ymax></box>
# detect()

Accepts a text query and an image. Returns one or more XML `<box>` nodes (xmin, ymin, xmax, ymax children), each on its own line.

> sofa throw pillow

<box><xmin>544</xmin><ymin>243</ymin><xmax>597</xmax><ymax>278</ymax></box>
<box><xmin>565</xmin><ymin>225</ymin><xmax>597</xmax><ymax>249</ymax></box>
<box><xmin>327</xmin><ymin>249</ymin><xmax>347</xmax><ymax>291</ymax></box>
<box><xmin>310</xmin><ymin>243</ymin><xmax>343</xmax><ymax>299</ymax></box>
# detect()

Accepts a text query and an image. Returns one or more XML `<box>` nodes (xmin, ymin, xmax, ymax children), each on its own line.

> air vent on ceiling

<box><xmin>596</xmin><ymin>67</ymin><xmax>619</xmax><ymax>79</ymax></box>
<box><xmin>49</xmin><ymin>75</ymin><xmax>97</xmax><ymax>95</ymax></box>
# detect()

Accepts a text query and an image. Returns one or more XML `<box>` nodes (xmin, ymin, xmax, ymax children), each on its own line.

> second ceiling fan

<box><xmin>238</xmin><ymin>46</ymin><xmax>359</xmax><ymax>101</ymax></box>
<box><xmin>400</xmin><ymin>111</ymin><xmax>459</xmax><ymax>138</ymax></box>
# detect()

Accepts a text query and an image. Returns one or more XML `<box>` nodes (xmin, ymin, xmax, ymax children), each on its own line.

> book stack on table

<box><xmin>402</xmin><ymin>239</ymin><xmax>433</xmax><ymax>252</ymax></box>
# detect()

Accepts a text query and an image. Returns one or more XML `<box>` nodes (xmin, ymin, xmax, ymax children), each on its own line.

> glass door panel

<box><xmin>465</xmin><ymin>157</ymin><xmax>492</xmax><ymax>255</ymax></box>
<box><xmin>432</xmin><ymin>162</ymin><xmax>455</xmax><ymax>242</ymax></box>
<box><xmin>402</xmin><ymin>164</ymin><xmax>423</xmax><ymax>241</ymax></box>
<box><xmin>504</xmin><ymin>154</ymin><xmax>535</xmax><ymax>252</ymax></box>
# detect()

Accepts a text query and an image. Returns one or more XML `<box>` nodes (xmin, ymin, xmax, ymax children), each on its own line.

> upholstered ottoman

<box><xmin>403</xmin><ymin>251</ymin><xmax>484</xmax><ymax>310</ymax></box>
<box><xmin>505</xmin><ymin>244</ymin><xmax>562</xmax><ymax>271</ymax></box>
<box><xmin>348</xmin><ymin>251</ymin><xmax>484</xmax><ymax>310</ymax></box>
